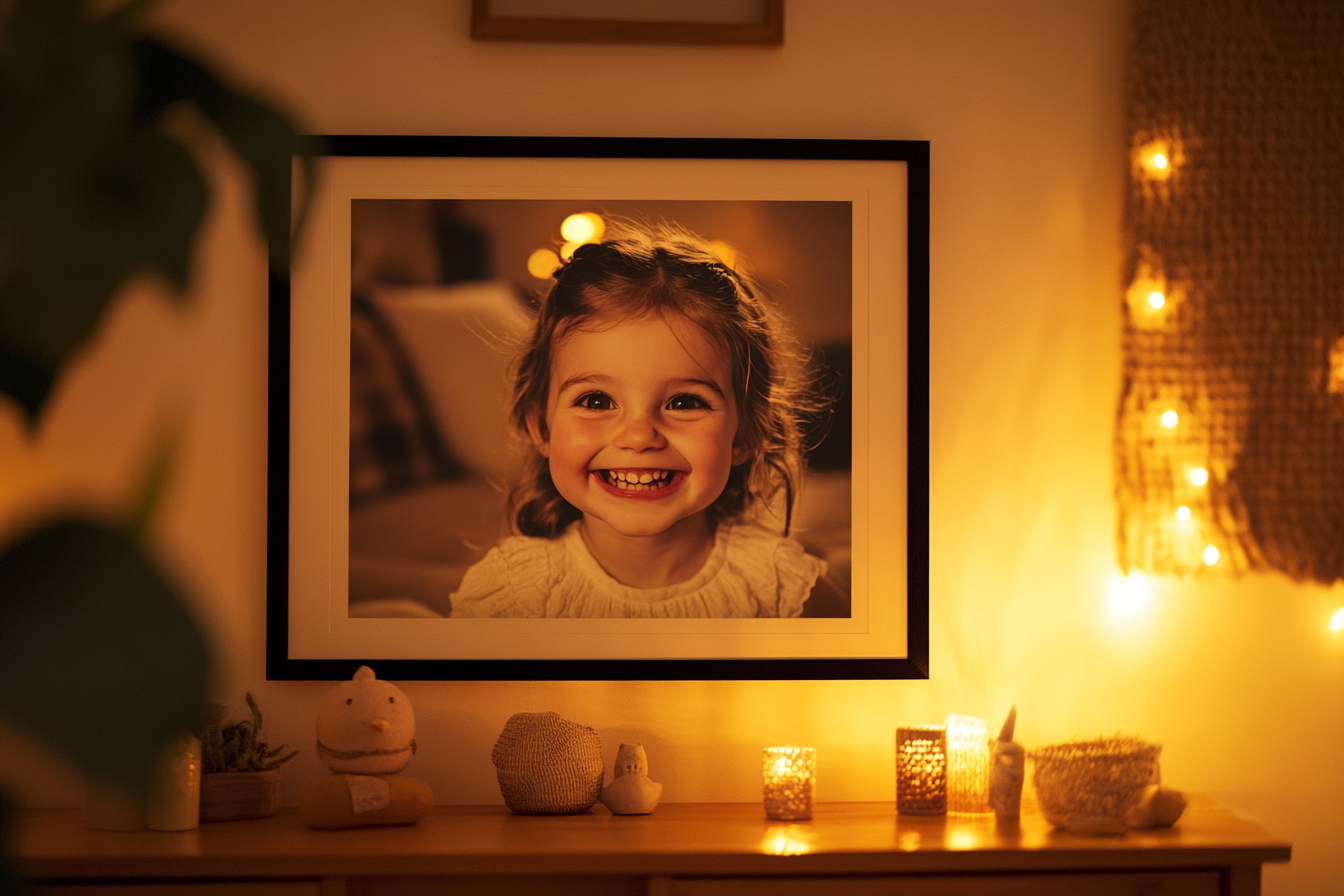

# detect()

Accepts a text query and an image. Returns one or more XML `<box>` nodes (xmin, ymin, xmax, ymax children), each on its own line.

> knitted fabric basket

<box><xmin>491</xmin><ymin>712</ymin><xmax>604</xmax><ymax>814</ymax></box>
<box><xmin>1030</xmin><ymin>737</ymin><xmax>1161</xmax><ymax>834</ymax></box>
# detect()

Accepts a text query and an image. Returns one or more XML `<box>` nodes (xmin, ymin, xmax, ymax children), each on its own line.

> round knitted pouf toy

<box><xmin>491</xmin><ymin>712</ymin><xmax>603</xmax><ymax>814</ymax></box>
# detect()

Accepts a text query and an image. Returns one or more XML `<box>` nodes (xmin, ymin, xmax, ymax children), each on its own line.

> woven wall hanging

<box><xmin>1116</xmin><ymin>0</ymin><xmax>1344</xmax><ymax>582</ymax></box>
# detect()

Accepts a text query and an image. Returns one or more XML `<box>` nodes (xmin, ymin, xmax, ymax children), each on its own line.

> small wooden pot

<box><xmin>200</xmin><ymin>769</ymin><xmax>282</xmax><ymax>823</ymax></box>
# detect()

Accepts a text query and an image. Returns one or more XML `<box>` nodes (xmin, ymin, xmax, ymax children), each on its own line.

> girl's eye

<box><xmin>667</xmin><ymin>393</ymin><xmax>710</xmax><ymax>411</ymax></box>
<box><xmin>575</xmin><ymin>392</ymin><xmax>614</xmax><ymax>410</ymax></box>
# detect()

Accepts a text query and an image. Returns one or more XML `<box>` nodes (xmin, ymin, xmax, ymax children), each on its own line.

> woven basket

<box><xmin>1030</xmin><ymin>737</ymin><xmax>1161</xmax><ymax>834</ymax></box>
<box><xmin>491</xmin><ymin>712</ymin><xmax>604</xmax><ymax>814</ymax></box>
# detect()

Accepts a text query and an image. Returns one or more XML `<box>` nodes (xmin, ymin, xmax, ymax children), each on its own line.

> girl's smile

<box><xmin>530</xmin><ymin>312</ymin><xmax>749</xmax><ymax>570</ymax></box>
<box><xmin>593</xmin><ymin>467</ymin><xmax>681</xmax><ymax>495</ymax></box>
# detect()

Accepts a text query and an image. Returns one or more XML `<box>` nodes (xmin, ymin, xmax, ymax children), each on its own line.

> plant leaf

<box><xmin>131</xmin><ymin>37</ymin><xmax>321</xmax><ymax>272</ymax></box>
<box><xmin>127</xmin><ymin>423</ymin><xmax>180</xmax><ymax>539</ymax></box>
<box><xmin>0</xmin><ymin>519</ymin><xmax>213</xmax><ymax>793</ymax></box>
<box><xmin>0</xmin><ymin>3</ymin><xmax>316</xmax><ymax>423</ymax></box>
<box><xmin>0</xmin><ymin>0</ymin><xmax>139</xmax><ymax>419</ymax></box>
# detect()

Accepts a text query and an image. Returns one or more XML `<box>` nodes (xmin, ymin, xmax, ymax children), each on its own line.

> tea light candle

<box><xmin>896</xmin><ymin>725</ymin><xmax>947</xmax><ymax>815</ymax></box>
<box><xmin>763</xmin><ymin>746</ymin><xmax>815</xmax><ymax>821</ymax></box>
<box><xmin>945</xmin><ymin>713</ymin><xmax>991</xmax><ymax>815</ymax></box>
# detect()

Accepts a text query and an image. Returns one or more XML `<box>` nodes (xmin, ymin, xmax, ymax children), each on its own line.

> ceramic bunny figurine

<box><xmin>600</xmin><ymin>743</ymin><xmax>663</xmax><ymax>815</ymax></box>
<box><xmin>988</xmin><ymin>706</ymin><xmax>1025</xmax><ymax>819</ymax></box>
<box><xmin>300</xmin><ymin>666</ymin><xmax>434</xmax><ymax>828</ymax></box>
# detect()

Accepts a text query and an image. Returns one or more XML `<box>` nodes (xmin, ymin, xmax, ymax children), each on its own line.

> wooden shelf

<box><xmin>18</xmin><ymin>796</ymin><xmax>1290</xmax><ymax>895</ymax></box>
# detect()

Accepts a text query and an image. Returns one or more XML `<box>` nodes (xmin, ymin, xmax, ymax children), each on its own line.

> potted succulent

<box><xmin>197</xmin><ymin>694</ymin><xmax>298</xmax><ymax>822</ymax></box>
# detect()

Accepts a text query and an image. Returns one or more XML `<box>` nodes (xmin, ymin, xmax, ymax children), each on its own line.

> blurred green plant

<box><xmin>0</xmin><ymin>0</ymin><xmax>316</xmax><ymax>884</ymax></box>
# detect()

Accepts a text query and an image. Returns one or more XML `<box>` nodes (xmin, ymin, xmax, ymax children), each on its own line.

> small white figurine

<box><xmin>988</xmin><ymin>706</ymin><xmax>1025</xmax><ymax>819</ymax></box>
<box><xmin>300</xmin><ymin>666</ymin><xmax>434</xmax><ymax>828</ymax></box>
<box><xmin>600</xmin><ymin>743</ymin><xmax>663</xmax><ymax>815</ymax></box>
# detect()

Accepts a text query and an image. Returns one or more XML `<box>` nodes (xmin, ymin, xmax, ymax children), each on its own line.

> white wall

<box><xmin>2</xmin><ymin>2</ymin><xmax>1340</xmax><ymax>892</ymax></box>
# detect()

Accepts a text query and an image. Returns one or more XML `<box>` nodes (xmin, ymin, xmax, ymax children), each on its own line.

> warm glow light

<box><xmin>559</xmin><ymin>240</ymin><xmax>582</xmax><ymax>261</ymax></box>
<box><xmin>762</xmin><ymin>825</ymin><xmax>811</xmax><ymax>856</ymax></box>
<box><xmin>526</xmin><ymin>248</ymin><xmax>562</xmax><ymax>280</ymax></box>
<box><xmin>1176</xmin><ymin>505</ymin><xmax>1191</xmax><ymax>522</ymax></box>
<box><xmin>1137</xmin><ymin>140</ymin><xmax>1176</xmax><ymax>179</ymax></box>
<box><xmin>1161</xmin><ymin>410</ymin><xmax>1179</xmax><ymax>428</ymax></box>
<box><xmin>1126</xmin><ymin>270</ymin><xmax>1179</xmax><ymax>326</ymax></box>
<box><xmin>1331</xmin><ymin>608</ymin><xmax>1344</xmax><ymax>631</ymax></box>
<box><xmin>1190</xmin><ymin>467</ymin><xmax>1209</xmax><ymax>486</ymax></box>
<box><xmin>944</xmin><ymin>714</ymin><xmax>990</xmax><ymax>815</ymax></box>
<box><xmin>707</xmin><ymin>239</ymin><xmax>740</xmax><ymax>269</ymax></box>
<box><xmin>560</xmin><ymin>212</ymin><xmax>604</xmax><ymax>244</ymax></box>
<box><xmin>1106</xmin><ymin>570</ymin><xmax>1152</xmax><ymax>624</ymax></box>
<box><xmin>1203</xmin><ymin>546</ymin><xmax>1221</xmax><ymax>566</ymax></box>
<box><xmin>947</xmin><ymin>829</ymin><xmax>981</xmax><ymax>850</ymax></box>
<box><xmin>762</xmin><ymin>747</ymin><xmax>815</xmax><ymax>822</ymax></box>
<box><xmin>1329</xmin><ymin>337</ymin><xmax>1344</xmax><ymax>395</ymax></box>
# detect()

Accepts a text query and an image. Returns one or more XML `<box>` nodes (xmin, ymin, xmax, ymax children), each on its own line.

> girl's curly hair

<box><xmin>509</xmin><ymin>220</ymin><xmax>817</xmax><ymax>538</ymax></box>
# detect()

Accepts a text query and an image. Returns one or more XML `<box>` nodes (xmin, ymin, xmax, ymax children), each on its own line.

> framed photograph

<box><xmin>469</xmin><ymin>0</ymin><xmax>785</xmax><ymax>45</ymax></box>
<box><xmin>267</xmin><ymin>135</ymin><xmax>928</xmax><ymax>680</ymax></box>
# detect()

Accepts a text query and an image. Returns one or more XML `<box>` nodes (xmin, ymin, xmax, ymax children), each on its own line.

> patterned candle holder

<box><xmin>896</xmin><ymin>725</ymin><xmax>947</xmax><ymax>816</ymax></box>
<box><xmin>945</xmin><ymin>714</ymin><xmax>991</xmax><ymax>815</ymax></box>
<box><xmin>763</xmin><ymin>747</ymin><xmax>815</xmax><ymax>821</ymax></box>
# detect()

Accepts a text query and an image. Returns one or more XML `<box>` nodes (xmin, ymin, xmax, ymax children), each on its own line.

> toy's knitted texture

<box><xmin>1117</xmin><ymin>0</ymin><xmax>1344</xmax><ymax>581</ymax></box>
<box><xmin>491</xmin><ymin>712</ymin><xmax>603</xmax><ymax>814</ymax></box>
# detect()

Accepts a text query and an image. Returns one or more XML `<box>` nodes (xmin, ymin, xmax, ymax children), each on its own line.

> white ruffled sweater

<box><xmin>449</xmin><ymin>521</ymin><xmax>825</xmax><ymax>618</ymax></box>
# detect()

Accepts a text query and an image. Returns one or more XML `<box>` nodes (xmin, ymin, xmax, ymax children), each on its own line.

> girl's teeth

<box><xmin>604</xmin><ymin>470</ymin><xmax>672</xmax><ymax>489</ymax></box>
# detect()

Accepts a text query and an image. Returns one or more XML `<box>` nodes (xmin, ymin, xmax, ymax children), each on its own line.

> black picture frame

<box><xmin>468</xmin><ymin>0</ymin><xmax>785</xmax><ymax>45</ymax></box>
<box><xmin>266</xmin><ymin>135</ymin><xmax>929</xmax><ymax>681</ymax></box>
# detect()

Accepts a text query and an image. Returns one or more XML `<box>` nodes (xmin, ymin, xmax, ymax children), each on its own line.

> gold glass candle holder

<box><xmin>945</xmin><ymin>713</ymin><xmax>991</xmax><ymax>815</ymax></box>
<box><xmin>896</xmin><ymin>725</ymin><xmax>946</xmax><ymax>816</ymax></box>
<box><xmin>763</xmin><ymin>746</ymin><xmax>815</xmax><ymax>821</ymax></box>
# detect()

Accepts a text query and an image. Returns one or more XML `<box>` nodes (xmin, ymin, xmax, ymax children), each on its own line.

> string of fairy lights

<box><xmin>1131</xmin><ymin>142</ymin><xmax>1344</xmax><ymax>631</ymax></box>
<box><xmin>1131</xmin><ymin>138</ymin><xmax>1222</xmax><ymax>570</ymax></box>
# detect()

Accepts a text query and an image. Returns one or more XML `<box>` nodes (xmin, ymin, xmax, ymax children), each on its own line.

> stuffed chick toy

<box><xmin>299</xmin><ymin>666</ymin><xmax>434</xmax><ymax>828</ymax></box>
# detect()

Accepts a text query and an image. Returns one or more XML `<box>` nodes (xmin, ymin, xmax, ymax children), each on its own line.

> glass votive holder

<box><xmin>763</xmin><ymin>746</ymin><xmax>815</xmax><ymax>821</ymax></box>
<box><xmin>896</xmin><ymin>725</ymin><xmax>947</xmax><ymax>816</ymax></box>
<box><xmin>945</xmin><ymin>713</ymin><xmax>991</xmax><ymax>815</ymax></box>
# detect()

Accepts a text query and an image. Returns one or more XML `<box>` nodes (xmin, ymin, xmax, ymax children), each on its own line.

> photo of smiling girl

<box><xmin>449</xmin><ymin>222</ymin><xmax>850</xmax><ymax>618</ymax></box>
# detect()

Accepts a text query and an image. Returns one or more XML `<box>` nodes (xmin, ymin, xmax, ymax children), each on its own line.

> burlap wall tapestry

<box><xmin>1116</xmin><ymin>0</ymin><xmax>1344</xmax><ymax>582</ymax></box>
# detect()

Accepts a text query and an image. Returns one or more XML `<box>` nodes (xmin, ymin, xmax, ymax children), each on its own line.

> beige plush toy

<box><xmin>299</xmin><ymin>666</ymin><xmax>434</xmax><ymax>829</ymax></box>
